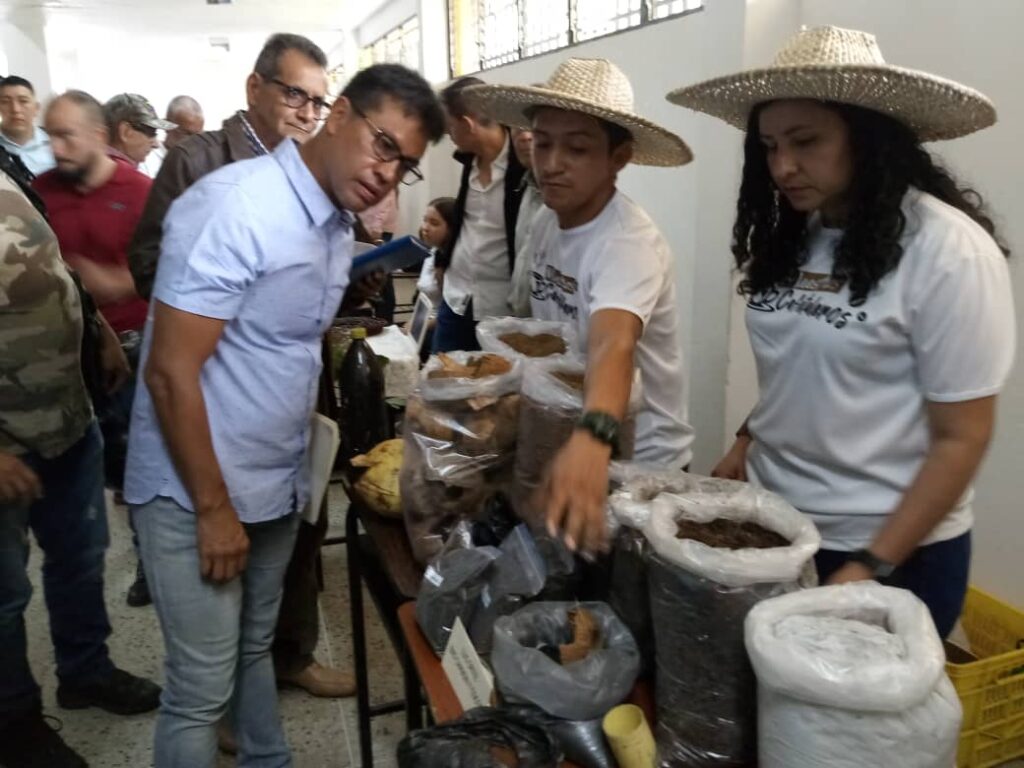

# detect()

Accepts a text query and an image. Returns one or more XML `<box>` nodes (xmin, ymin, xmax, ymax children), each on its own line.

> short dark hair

<box><xmin>342</xmin><ymin>63</ymin><xmax>446</xmax><ymax>144</ymax></box>
<box><xmin>599</xmin><ymin>118</ymin><xmax>633</xmax><ymax>152</ymax></box>
<box><xmin>440</xmin><ymin>77</ymin><xmax>486</xmax><ymax>120</ymax></box>
<box><xmin>53</xmin><ymin>90</ymin><xmax>106</xmax><ymax>128</ymax></box>
<box><xmin>1</xmin><ymin>76</ymin><xmax>34</xmax><ymax>94</ymax></box>
<box><xmin>253</xmin><ymin>33</ymin><xmax>327</xmax><ymax>79</ymax></box>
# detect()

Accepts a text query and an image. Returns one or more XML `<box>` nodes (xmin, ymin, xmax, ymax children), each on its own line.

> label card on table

<box><xmin>441</xmin><ymin>618</ymin><xmax>494</xmax><ymax>711</ymax></box>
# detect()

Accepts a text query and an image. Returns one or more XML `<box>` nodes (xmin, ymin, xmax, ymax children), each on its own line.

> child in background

<box><xmin>416</xmin><ymin>196</ymin><xmax>456</xmax><ymax>308</ymax></box>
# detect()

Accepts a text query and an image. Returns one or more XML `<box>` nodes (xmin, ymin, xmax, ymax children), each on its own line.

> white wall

<box><xmin>413</xmin><ymin>0</ymin><xmax>751</xmax><ymax>471</ymax></box>
<box><xmin>1</xmin><ymin>6</ymin><xmax>53</xmax><ymax>96</ymax></box>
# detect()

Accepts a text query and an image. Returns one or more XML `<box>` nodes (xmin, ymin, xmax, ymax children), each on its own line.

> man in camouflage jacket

<box><xmin>0</xmin><ymin>166</ymin><xmax>161</xmax><ymax>768</ymax></box>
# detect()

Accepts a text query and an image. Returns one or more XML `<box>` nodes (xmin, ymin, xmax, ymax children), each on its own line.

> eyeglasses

<box><xmin>131</xmin><ymin>123</ymin><xmax>158</xmax><ymax>138</ymax></box>
<box><xmin>352</xmin><ymin>106</ymin><xmax>424</xmax><ymax>186</ymax></box>
<box><xmin>268</xmin><ymin>78</ymin><xmax>331</xmax><ymax>119</ymax></box>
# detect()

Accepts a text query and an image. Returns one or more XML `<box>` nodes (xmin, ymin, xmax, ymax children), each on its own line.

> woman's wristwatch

<box><xmin>848</xmin><ymin>549</ymin><xmax>897</xmax><ymax>579</ymax></box>
<box><xmin>575</xmin><ymin>410</ymin><xmax>621</xmax><ymax>457</ymax></box>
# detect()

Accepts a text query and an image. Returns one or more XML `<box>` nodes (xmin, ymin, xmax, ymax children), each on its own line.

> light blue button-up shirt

<box><xmin>125</xmin><ymin>139</ymin><xmax>354</xmax><ymax>523</ymax></box>
<box><xmin>0</xmin><ymin>126</ymin><xmax>55</xmax><ymax>176</ymax></box>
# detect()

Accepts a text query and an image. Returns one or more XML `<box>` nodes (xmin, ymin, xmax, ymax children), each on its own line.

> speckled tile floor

<box><xmin>22</xmin><ymin>486</ymin><xmax>407</xmax><ymax>767</ymax></box>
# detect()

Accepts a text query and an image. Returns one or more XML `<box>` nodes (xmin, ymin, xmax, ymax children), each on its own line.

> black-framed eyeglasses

<box><xmin>131</xmin><ymin>123</ymin><xmax>158</xmax><ymax>138</ymax></box>
<box><xmin>353</xmin><ymin>106</ymin><xmax>424</xmax><ymax>186</ymax></box>
<box><xmin>268</xmin><ymin>78</ymin><xmax>331</xmax><ymax>119</ymax></box>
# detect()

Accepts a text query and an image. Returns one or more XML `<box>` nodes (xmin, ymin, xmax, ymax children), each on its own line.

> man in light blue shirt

<box><xmin>0</xmin><ymin>76</ymin><xmax>55</xmax><ymax>176</ymax></box>
<box><xmin>124</xmin><ymin>64</ymin><xmax>445</xmax><ymax>768</ymax></box>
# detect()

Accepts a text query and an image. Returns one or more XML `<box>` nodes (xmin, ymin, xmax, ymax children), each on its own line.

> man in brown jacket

<box><xmin>128</xmin><ymin>32</ymin><xmax>356</xmax><ymax>700</ymax></box>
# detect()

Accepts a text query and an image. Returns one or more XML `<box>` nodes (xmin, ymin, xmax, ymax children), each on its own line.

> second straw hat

<box><xmin>463</xmin><ymin>57</ymin><xmax>692</xmax><ymax>167</ymax></box>
<box><xmin>666</xmin><ymin>25</ymin><xmax>995</xmax><ymax>142</ymax></box>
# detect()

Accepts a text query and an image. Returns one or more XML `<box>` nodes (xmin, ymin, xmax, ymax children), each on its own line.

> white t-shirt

<box><xmin>416</xmin><ymin>252</ymin><xmax>442</xmax><ymax>308</ymax></box>
<box><xmin>745</xmin><ymin>189</ymin><xmax>1016</xmax><ymax>551</ymax></box>
<box><xmin>528</xmin><ymin>190</ymin><xmax>694</xmax><ymax>466</ymax></box>
<box><xmin>443</xmin><ymin>138</ymin><xmax>512</xmax><ymax>319</ymax></box>
<box><xmin>509</xmin><ymin>180</ymin><xmax>543</xmax><ymax>317</ymax></box>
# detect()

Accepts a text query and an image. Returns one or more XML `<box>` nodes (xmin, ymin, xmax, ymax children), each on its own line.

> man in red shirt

<box><xmin>34</xmin><ymin>90</ymin><xmax>151</xmax><ymax>334</ymax></box>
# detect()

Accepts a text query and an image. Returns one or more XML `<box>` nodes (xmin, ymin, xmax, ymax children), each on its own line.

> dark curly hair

<box><xmin>732</xmin><ymin>101</ymin><xmax>1009</xmax><ymax>306</ymax></box>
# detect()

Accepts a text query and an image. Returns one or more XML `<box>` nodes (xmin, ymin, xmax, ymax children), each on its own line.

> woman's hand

<box><xmin>826</xmin><ymin>560</ymin><xmax>875</xmax><ymax>585</ymax></box>
<box><xmin>711</xmin><ymin>435</ymin><xmax>751</xmax><ymax>481</ymax></box>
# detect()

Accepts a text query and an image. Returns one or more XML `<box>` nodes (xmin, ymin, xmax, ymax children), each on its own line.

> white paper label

<box><xmin>441</xmin><ymin>618</ymin><xmax>494</xmax><ymax>711</ymax></box>
<box><xmin>424</xmin><ymin>565</ymin><xmax>443</xmax><ymax>587</ymax></box>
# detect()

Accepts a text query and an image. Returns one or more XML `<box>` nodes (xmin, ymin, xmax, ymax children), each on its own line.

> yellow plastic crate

<box><xmin>956</xmin><ymin>715</ymin><xmax>1024</xmax><ymax>768</ymax></box>
<box><xmin>947</xmin><ymin>586</ymin><xmax>1024</xmax><ymax>767</ymax></box>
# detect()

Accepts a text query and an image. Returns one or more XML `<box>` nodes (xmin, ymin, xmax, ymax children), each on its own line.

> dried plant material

<box><xmin>552</xmin><ymin>371</ymin><xmax>585</xmax><ymax>391</ymax></box>
<box><xmin>353</xmin><ymin>439</ymin><xmax>404</xmax><ymax>517</ymax></box>
<box><xmin>428</xmin><ymin>353</ymin><xmax>513</xmax><ymax>380</ymax></box>
<box><xmin>351</xmin><ymin>438</ymin><xmax>402</xmax><ymax>468</ymax></box>
<box><xmin>498</xmin><ymin>332</ymin><xmax>567</xmax><ymax>358</ymax></box>
<box><xmin>674</xmin><ymin>518</ymin><xmax>791</xmax><ymax>549</ymax></box>
<box><xmin>559</xmin><ymin>607</ymin><xmax>601</xmax><ymax>664</ymax></box>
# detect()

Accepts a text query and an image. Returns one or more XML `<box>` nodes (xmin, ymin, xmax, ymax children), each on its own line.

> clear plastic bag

<box><xmin>491</xmin><ymin>602</ymin><xmax>640</xmax><ymax>722</ymax></box>
<box><xmin>746</xmin><ymin>583</ymin><xmax>962</xmax><ymax>768</ymax></box>
<box><xmin>400</xmin><ymin>352</ymin><xmax>523</xmax><ymax>563</ymax></box>
<box><xmin>642</xmin><ymin>488</ymin><xmax>821</xmax><ymax>767</ymax></box>
<box><xmin>476</xmin><ymin>316</ymin><xmax>579</xmax><ymax>360</ymax></box>
<box><xmin>471</xmin><ymin>525</ymin><xmax>549</xmax><ymax>655</ymax></box>
<box><xmin>415</xmin><ymin>545</ymin><xmax>501</xmax><ymax>656</ymax></box>
<box><xmin>513</xmin><ymin>360</ymin><xmax>641</xmax><ymax>530</ymax></box>
<box><xmin>415</xmin><ymin>523</ymin><xmax>547</xmax><ymax>656</ymax></box>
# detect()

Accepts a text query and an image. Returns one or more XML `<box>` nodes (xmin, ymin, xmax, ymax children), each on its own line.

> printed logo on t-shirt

<box><xmin>748</xmin><ymin>271</ymin><xmax>868</xmax><ymax>330</ymax></box>
<box><xmin>530</xmin><ymin>264</ymin><xmax>579</xmax><ymax>319</ymax></box>
<box><xmin>108</xmin><ymin>202</ymin><xmax>127</xmax><ymax>212</ymax></box>
<box><xmin>794</xmin><ymin>271</ymin><xmax>843</xmax><ymax>293</ymax></box>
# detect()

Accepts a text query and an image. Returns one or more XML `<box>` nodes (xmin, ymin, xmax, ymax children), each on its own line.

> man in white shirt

<box><xmin>466</xmin><ymin>58</ymin><xmax>695</xmax><ymax>556</ymax></box>
<box><xmin>433</xmin><ymin>76</ymin><xmax>527</xmax><ymax>352</ymax></box>
<box><xmin>0</xmin><ymin>76</ymin><xmax>55</xmax><ymax>176</ymax></box>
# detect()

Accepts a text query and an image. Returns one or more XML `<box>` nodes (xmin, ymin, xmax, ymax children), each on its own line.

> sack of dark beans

<box><xmin>642</xmin><ymin>487</ymin><xmax>820</xmax><ymax>767</ymax></box>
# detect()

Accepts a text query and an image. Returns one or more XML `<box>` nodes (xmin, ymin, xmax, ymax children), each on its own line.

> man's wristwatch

<box><xmin>848</xmin><ymin>549</ymin><xmax>897</xmax><ymax>579</ymax></box>
<box><xmin>575</xmin><ymin>411</ymin><xmax>621</xmax><ymax>457</ymax></box>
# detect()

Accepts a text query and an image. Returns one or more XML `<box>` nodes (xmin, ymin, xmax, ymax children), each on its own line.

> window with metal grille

<box><xmin>449</xmin><ymin>0</ymin><xmax>702</xmax><ymax>76</ymax></box>
<box><xmin>360</xmin><ymin>16</ymin><xmax>422</xmax><ymax>72</ymax></box>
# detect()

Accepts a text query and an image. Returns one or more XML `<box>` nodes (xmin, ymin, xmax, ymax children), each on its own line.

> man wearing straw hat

<box><xmin>465</xmin><ymin>58</ymin><xmax>695</xmax><ymax>556</ymax></box>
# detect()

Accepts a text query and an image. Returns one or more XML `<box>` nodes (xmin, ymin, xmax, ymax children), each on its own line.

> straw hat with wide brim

<box><xmin>666</xmin><ymin>25</ymin><xmax>996</xmax><ymax>142</ymax></box>
<box><xmin>462</xmin><ymin>58</ymin><xmax>692</xmax><ymax>167</ymax></box>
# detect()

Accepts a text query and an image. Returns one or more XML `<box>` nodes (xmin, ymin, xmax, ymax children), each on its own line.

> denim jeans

<box><xmin>815</xmin><ymin>531</ymin><xmax>972</xmax><ymax>638</ymax></box>
<box><xmin>0</xmin><ymin>421</ymin><xmax>114</xmax><ymax>716</ymax></box>
<box><xmin>431</xmin><ymin>299</ymin><xmax>480</xmax><ymax>353</ymax></box>
<box><xmin>133</xmin><ymin>496</ymin><xmax>300</xmax><ymax>768</ymax></box>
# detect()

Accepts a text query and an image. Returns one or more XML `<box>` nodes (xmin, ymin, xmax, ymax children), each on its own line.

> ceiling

<box><xmin>0</xmin><ymin>0</ymin><xmax>356</xmax><ymax>36</ymax></box>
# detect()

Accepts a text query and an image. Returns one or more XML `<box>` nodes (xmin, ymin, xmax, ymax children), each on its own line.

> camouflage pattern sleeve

<box><xmin>0</xmin><ymin>171</ymin><xmax>93</xmax><ymax>458</ymax></box>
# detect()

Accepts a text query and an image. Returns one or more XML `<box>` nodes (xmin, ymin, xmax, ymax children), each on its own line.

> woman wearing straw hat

<box><xmin>668</xmin><ymin>25</ymin><xmax>1015</xmax><ymax>636</ymax></box>
<box><xmin>465</xmin><ymin>58</ymin><xmax>695</xmax><ymax>556</ymax></box>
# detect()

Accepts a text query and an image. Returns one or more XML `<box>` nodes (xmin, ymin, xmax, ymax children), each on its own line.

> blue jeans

<box><xmin>133</xmin><ymin>496</ymin><xmax>300</xmax><ymax>768</ymax></box>
<box><xmin>0</xmin><ymin>421</ymin><xmax>114</xmax><ymax>715</ymax></box>
<box><xmin>815</xmin><ymin>531</ymin><xmax>972</xmax><ymax>638</ymax></box>
<box><xmin>431</xmin><ymin>299</ymin><xmax>480</xmax><ymax>353</ymax></box>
